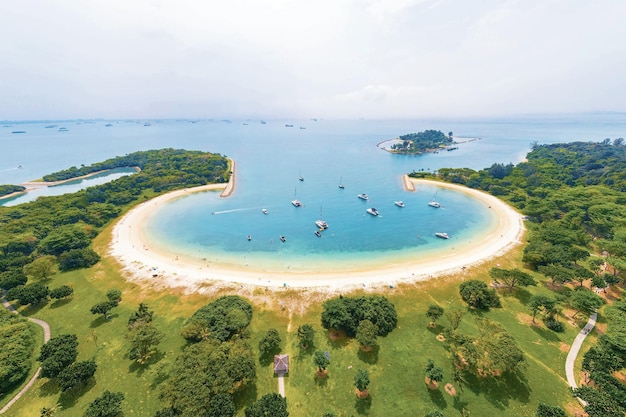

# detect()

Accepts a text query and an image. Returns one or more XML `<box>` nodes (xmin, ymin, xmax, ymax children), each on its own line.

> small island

<box><xmin>380</xmin><ymin>129</ymin><xmax>455</xmax><ymax>154</ymax></box>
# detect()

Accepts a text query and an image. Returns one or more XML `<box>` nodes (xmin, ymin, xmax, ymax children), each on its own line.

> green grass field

<box><xmin>1</xmin><ymin>230</ymin><xmax>600</xmax><ymax>417</ymax></box>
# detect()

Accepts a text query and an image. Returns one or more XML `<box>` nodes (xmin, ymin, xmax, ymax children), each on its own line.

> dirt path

<box><xmin>565</xmin><ymin>311</ymin><xmax>597</xmax><ymax>407</ymax></box>
<box><xmin>1</xmin><ymin>293</ymin><xmax>51</xmax><ymax>415</ymax></box>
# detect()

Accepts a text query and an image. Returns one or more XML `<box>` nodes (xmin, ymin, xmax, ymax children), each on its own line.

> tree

<box><xmin>426</xmin><ymin>305</ymin><xmax>444</xmax><ymax>327</ymax></box>
<box><xmin>314</xmin><ymin>351</ymin><xmax>330</xmax><ymax>375</ymax></box>
<box><xmin>538</xmin><ymin>264</ymin><xmax>573</xmax><ymax>287</ymax></box>
<box><xmin>354</xmin><ymin>368</ymin><xmax>370</xmax><ymax>398</ymax></box>
<box><xmin>489</xmin><ymin>267</ymin><xmax>535</xmax><ymax>292</ymax></box>
<box><xmin>39</xmin><ymin>334</ymin><xmax>78</xmax><ymax>378</ymax></box>
<box><xmin>181</xmin><ymin>295</ymin><xmax>253</xmax><ymax>342</ymax></box>
<box><xmin>425</xmin><ymin>412</ymin><xmax>444</xmax><ymax>417</ymax></box>
<box><xmin>258</xmin><ymin>328</ymin><xmax>281</xmax><ymax>357</ymax></box>
<box><xmin>588</xmin><ymin>258</ymin><xmax>605</xmax><ymax>275</ymax></box>
<box><xmin>106</xmin><ymin>289</ymin><xmax>122</xmax><ymax>304</ymax></box>
<box><xmin>6</xmin><ymin>283</ymin><xmax>50</xmax><ymax>305</ymax></box>
<box><xmin>90</xmin><ymin>301</ymin><xmax>117</xmax><ymax>319</ymax></box>
<box><xmin>446</xmin><ymin>309</ymin><xmax>465</xmax><ymax>331</ymax></box>
<box><xmin>128</xmin><ymin>302</ymin><xmax>154</xmax><ymax>329</ymax></box>
<box><xmin>40</xmin><ymin>407</ymin><xmax>58</xmax><ymax>417</ymax></box>
<box><xmin>83</xmin><ymin>390</ymin><xmax>125</xmax><ymax>417</ymax></box>
<box><xmin>50</xmin><ymin>285</ymin><xmax>73</xmax><ymax>300</ymax></box>
<box><xmin>58</xmin><ymin>248</ymin><xmax>100</xmax><ymax>271</ymax></box>
<box><xmin>592</xmin><ymin>275</ymin><xmax>607</xmax><ymax>292</ymax></box>
<box><xmin>296</xmin><ymin>324</ymin><xmax>315</xmax><ymax>350</ymax></box>
<box><xmin>0</xmin><ymin>309</ymin><xmax>36</xmax><ymax>392</ymax></box>
<box><xmin>23</xmin><ymin>255</ymin><xmax>58</xmax><ymax>280</ymax></box>
<box><xmin>570</xmin><ymin>288</ymin><xmax>604</xmax><ymax>318</ymax></box>
<box><xmin>207</xmin><ymin>393</ymin><xmax>236</xmax><ymax>417</ymax></box>
<box><xmin>425</xmin><ymin>359</ymin><xmax>444</xmax><ymax>389</ymax></box>
<box><xmin>129</xmin><ymin>323</ymin><xmax>165</xmax><ymax>364</ymax></box>
<box><xmin>528</xmin><ymin>295</ymin><xmax>556</xmax><ymax>323</ymax></box>
<box><xmin>356</xmin><ymin>320</ymin><xmax>378</xmax><ymax>350</ymax></box>
<box><xmin>459</xmin><ymin>280</ymin><xmax>500</xmax><ymax>310</ymax></box>
<box><xmin>56</xmin><ymin>360</ymin><xmax>97</xmax><ymax>391</ymax></box>
<box><xmin>245</xmin><ymin>393</ymin><xmax>288</xmax><ymax>417</ymax></box>
<box><xmin>572</xmin><ymin>267</ymin><xmax>594</xmax><ymax>287</ymax></box>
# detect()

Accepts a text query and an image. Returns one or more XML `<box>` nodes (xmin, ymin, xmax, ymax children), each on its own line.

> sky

<box><xmin>1</xmin><ymin>0</ymin><xmax>626</xmax><ymax>120</ymax></box>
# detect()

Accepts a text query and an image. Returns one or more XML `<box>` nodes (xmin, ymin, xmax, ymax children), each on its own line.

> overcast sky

<box><xmin>1</xmin><ymin>0</ymin><xmax>625</xmax><ymax>120</ymax></box>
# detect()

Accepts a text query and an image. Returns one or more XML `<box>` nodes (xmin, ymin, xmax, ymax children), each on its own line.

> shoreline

<box><xmin>109</xmin><ymin>173</ymin><xmax>525</xmax><ymax>292</ymax></box>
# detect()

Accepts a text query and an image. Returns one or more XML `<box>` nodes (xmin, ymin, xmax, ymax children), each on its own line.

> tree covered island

<box><xmin>388</xmin><ymin>129</ymin><xmax>454</xmax><ymax>154</ymax></box>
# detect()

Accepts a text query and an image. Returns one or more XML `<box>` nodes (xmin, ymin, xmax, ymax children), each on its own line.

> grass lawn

<box><xmin>3</xmin><ymin>233</ymin><xmax>596</xmax><ymax>417</ymax></box>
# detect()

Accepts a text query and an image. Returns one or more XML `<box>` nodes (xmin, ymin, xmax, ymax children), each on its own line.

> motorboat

<box><xmin>279</xmin><ymin>236</ymin><xmax>286</xmax><ymax>242</ymax></box>
<box><xmin>314</xmin><ymin>230</ymin><xmax>322</xmax><ymax>237</ymax></box>
<box><xmin>366</xmin><ymin>208</ymin><xmax>380</xmax><ymax>216</ymax></box>
<box><xmin>394</xmin><ymin>201</ymin><xmax>405</xmax><ymax>208</ymax></box>
<box><xmin>315</xmin><ymin>220</ymin><xmax>328</xmax><ymax>229</ymax></box>
<box><xmin>357</xmin><ymin>193</ymin><xmax>369</xmax><ymax>200</ymax></box>
<box><xmin>262</xmin><ymin>208</ymin><xmax>269</xmax><ymax>214</ymax></box>
<box><xmin>247</xmin><ymin>235</ymin><xmax>251</xmax><ymax>241</ymax></box>
<box><xmin>291</xmin><ymin>199</ymin><xmax>302</xmax><ymax>207</ymax></box>
<box><xmin>428</xmin><ymin>201</ymin><xmax>441</xmax><ymax>208</ymax></box>
<box><xmin>435</xmin><ymin>232</ymin><xmax>449</xmax><ymax>239</ymax></box>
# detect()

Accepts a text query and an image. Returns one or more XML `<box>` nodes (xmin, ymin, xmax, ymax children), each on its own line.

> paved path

<box><xmin>277</xmin><ymin>373</ymin><xmax>285</xmax><ymax>397</ymax></box>
<box><xmin>565</xmin><ymin>311</ymin><xmax>597</xmax><ymax>407</ymax></box>
<box><xmin>1</xmin><ymin>293</ymin><xmax>51</xmax><ymax>415</ymax></box>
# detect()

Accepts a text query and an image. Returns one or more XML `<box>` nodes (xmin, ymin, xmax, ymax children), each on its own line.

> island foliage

<box><xmin>0</xmin><ymin>184</ymin><xmax>26</xmax><ymax>197</ymax></box>
<box><xmin>389</xmin><ymin>129</ymin><xmax>453</xmax><ymax>154</ymax></box>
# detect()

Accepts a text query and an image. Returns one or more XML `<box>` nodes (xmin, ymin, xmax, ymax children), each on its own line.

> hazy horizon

<box><xmin>2</xmin><ymin>1</ymin><xmax>625</xmax><ymax>120</ymax></box>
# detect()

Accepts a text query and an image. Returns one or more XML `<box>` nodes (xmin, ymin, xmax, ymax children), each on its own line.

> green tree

<box><xmin>56</xmin><ymin>360</ymin><xmax>97</xmax><ymax>391</ymax></box>
<box><xmin>6</xmin><ymin>283</ymin><xmax>50</xmax><ymax>305</ymax></box>
<box><xmin>570</xmin><ymin>288</ymin><xmax>604</xmax><ymax>318</ymax></box>
<box><xmin>535</xmin><ymin>403</ymin><xmax>567</xmax><ymax>417</ymax></box>
<box><xmin>50</xmin><ymin>285</ymin><xmax>73</xmax><ymax>300</ymax></box>
<box><xmin>39</xmin><ymin>224</ymin><xmax>91</xmax><ymax>256</ymax></box>
<box><xmin>314</xmin><ymin>351</ymin><xmax>330</xmax><ymax>375</ymax></box>
<box><xmin>354</xmin><ymin>368</ymin><xmax>370</xmax><ymax>397</ymax></box>
<box><xmin>207</xmin><ymin>393</ymin><xmax>236</xmax><ymax>417</ymax></box>
<box><xmin>459</xmin><ymin>280</ymin><xmax>500</xmax><ymax>310</ymax></box>
<box><xmin>0</xmin><ymin>309</ymin><xmax>35</xmax><ymax>392</ymax></box>
<box><xmin>258</xmin><ymin>328</ymin><xmax>281</xmax><ymax>357</ymax></box>
<box><xmin>106</xmin><ymin>289</ymin><xmax>122</xmax><ymax>304</ymax></box>
<box><xmin>58</xmin><ymin>248</ymin><xmax>100</xmax><ymax>271</ymax></box>
<box><xmin>129</xmin><ymin>323</ymin><xmax>165</xmax><ymax>364</ymax></box>
<box><xmin>591</xmin><ymin>275</ymin><xmax>607</xmax><ymax>292</ymax></box>
<box><xmin>296</xmin><ymin>324</ymin><xmax>315</xmax><ymax>350</ymax></box>
<box><xmin>90</xmin><ymin>301</ymin><xmax>117</xmax><ymax>319</ymax></box>
<box><xmin>538</xmin><ymin>264</ymin><xmax>573</xmax><ymax>287</ymax></box>
<box><xmin>588</xmin><ymin>257</ymin><xmax>605</xmax><ymax>275</ymax></box>
<box><xmin>23</xmin><ymin>255</ymin><xmax>58</xmax><ymax>280</ymax></box>
<box><xmin>528</xmin><ymin>295</ymin><xmax>556</xmax><ymax>323</ymax></box>
<box><xmin>39</xmin><ymin>334</ymin><xmax>78</xmax><ymax>379</ymax></box>
<box><xmin>572</xmin><ymin>267</ymin><xmax>594</xmax><ymax>287</ymax></box>
<box><xmin>181</xmin><ymin>295</ymin><xmax>253</xmax><ymax>342</ymax></box>
<box><xmin>489</xmin><ymin>267</ymin><xmax>535</xmax><ymax>292</ymax></box>
<box><xmin>425</xmin><ymin>412</ymin><xmax>444</xmax><ymax>417</ymax></box>
<box><xmin>356</xmin><ymin>320</ymin><xmax>378</xmax><ymax>350</ymax></box>
<box><xmin>425</xmin><ymin>359</ymin><xmax>444</xmax><ymax>388</ymax></box>
<box><xmin>83</xmin><ymin>390</ymin><xmax>125</xmax><ymax>417</ymax></box>
<box><xmin>426</xmin><ymin>304</ymin><xmax>444</xmax><ymax>327</ymax></box>
<box><xmin>244</xmin><ymin>393</ymin><xmax>288</xmax><ymax>417</ymax></box>
<box><xmin>128</xmin><ymin>302</ymin><xmax>154</xmax><ymax>329</ymax></box>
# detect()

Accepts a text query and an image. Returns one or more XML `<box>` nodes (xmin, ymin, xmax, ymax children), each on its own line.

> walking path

<box><xmin>565</xmin><ymin>311</ymin><xmax>597</xmax><ymax>407</ymax></box>
<box><xmin>277</xmin><ymin>374</ymin><xmax>285</xmax><ymax>397</ymax></box>
<box><xmin>0</xmin><ymin>293</ymin><xmax>51</xmax><ymax>415</ymax></box>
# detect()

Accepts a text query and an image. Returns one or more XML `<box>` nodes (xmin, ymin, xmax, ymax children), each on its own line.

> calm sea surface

<box><xmin>1</xmin><ymin>115</ymin><xmax>624</xmax><ymax>270</ymax></box>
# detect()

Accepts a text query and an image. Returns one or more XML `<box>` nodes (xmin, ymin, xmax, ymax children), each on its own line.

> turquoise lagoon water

<box><xmin>1</xmin><ymin>115</ymin><xmax>624</xmax><ymax>272</ymax></box>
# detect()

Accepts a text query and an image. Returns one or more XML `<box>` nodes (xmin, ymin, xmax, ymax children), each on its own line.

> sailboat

<box><xmin>291</xmin><ymin>187</ymin><xmax>302</xmax><ymax>207</ymax></box>
<box><xmin>428</xmin><ymin>191</ymin><xmax>441</xmax><ymax>208</ymax></box>
<box><xmin>338</xmin><ymin>176</ymin><xmax>345</xmax><ymax>189</ymax></box>
<box><xmin>299</xmin><ymin>170</ymin><xmax>304</xmax><ymax>182</ymax></box>
<box><xmin>315</xmin><ymin>206</ymin><xmax>328</xmax><ymax>229</ymax></box>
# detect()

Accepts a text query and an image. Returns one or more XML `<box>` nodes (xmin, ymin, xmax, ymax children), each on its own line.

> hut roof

<box><xmin>273</xmin><ymin>354</ymin><xmax>289</xmax><ymax>374</ymax></box>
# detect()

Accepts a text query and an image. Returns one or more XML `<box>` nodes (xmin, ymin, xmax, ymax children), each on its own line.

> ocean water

<box><xmin>1</xmin><ymin>115</ymin><xmax>624</xmax><ymax>271</ymax></box>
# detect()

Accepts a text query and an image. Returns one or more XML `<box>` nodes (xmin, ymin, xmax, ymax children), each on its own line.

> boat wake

<box><xmin>212</xmin><ymin>207</ymin><xmax>263</xmax><ymax>215</ymax></box>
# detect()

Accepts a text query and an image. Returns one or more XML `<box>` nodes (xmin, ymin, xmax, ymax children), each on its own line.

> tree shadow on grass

<box><xmin>510</xmin><ymin>288</ymin><xmax>532</xmax><ymax>305</ymax></box>
<box><xmin>354</xmin><ymin>394</ymin><xmax>372</xmax><ymax>415</ymax></box>
<box><xmin>89</xmin><ymin>313</ymin><xmax>119</xmax><ymax>328</ymax></box>
<box><xmin>357</xmin><ymin>346</ymin><xmax>379</xmax><ymax>365</ymax></box>
<box><xmin>327</xmin><ymin>331</ymin><xmax>351</xmax><ymax>350</ymax></box>
<box><xmin>426</xmin><ymin>324</ymin><xmax>443</xmax><ymax>336</ymax></box>
<box><xmin>128</xmin><ymin>350</ymin><xmax>166</xmax><ymax>376</ymax></box>
<box><xmin>58</xmin><ymin>377</ymin><xmax>96</xmax><ymax>409</ymax></box>
<box><xmin>314</xmin><ymin>374</ymin><xmax>329</xmax><ymax>388</ymax></box>
<box><xmin>49</xmin><ymin>298</ymin><xmax>72</xmax><ymax>309</ymax></box>
<box><xmin>427</xmin><ymin>388</ymin><xmax>448</xmax><ymax>410</ymax></box>
<box><xmin>233</xmin><ymin>382</ymin><xmax>258</xmax><ymax>410</ymax></box>
<box><xmin>23</xmin><ymin>300</ymin><xmax>50</xmax><ymax>316</ymax></box>
<box><xmin>39</xmin><ymin>379</ymin><xmax>61</xmax><ymax>397</ymax></box>
<box><xmin>452</xmin><ymin>395</ymin><xmax>470</xmax><ymax>415</ymax></box>
<box><xmin>463</xmin><ymin>370</ymin><xmax>531</xmax><ymax>410</ymax></box>
<box><xmin>530</xmin><ymin>324</ymin><xmax>561</xmax><ymax>343</ymax></box>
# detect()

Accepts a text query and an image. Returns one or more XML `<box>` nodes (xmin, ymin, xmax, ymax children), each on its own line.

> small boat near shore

<box><xmin>315</xmin><ymin>220</ymin><xmax>328</xmax><ymax>229</ymax></box>
<box><xmin>280</xmin><ymin>236</ymin><xmax>286</xmax><ymax>242</ymax></box>
<box><xmin>291</xmin><ymin>199</ymin><xmax>302</xmax><ymax>207</ymax></box>
<box><xmin>428</xmin><ymin>201</ymin><xmax>441</xmax><ymax>208</ymax></box>
<box><xmin>247</xmin><ymin>235</ymin><xmax>252</xmax><ymax>241</ymax></box>
<box><xmin>262</xmin><ymin>208</ymin><xmax>268</xmax><ymax>214</ymax></box>
<box><xmin>314</xmin><ymin>230</ymin><xmax>322</xmax><ymax>237</ymax></box>
<box><xmin>394</xmin><ymin>201</ymin><xmax>405</xmax><ymax>208</ymax></box>
<box><xmin>435</xmin><ymin>232</ymin><xmax>449</xmax><ymax>239</ymax></box>
<box><xmin>366</xmin><ymin>208</ymin><xmax>380</xmax><ymax>216</ymax></box>
<box><xmin>358</xmin><ymin>193</ymin><xmax>369</xmax><ymax>200</ymax></box>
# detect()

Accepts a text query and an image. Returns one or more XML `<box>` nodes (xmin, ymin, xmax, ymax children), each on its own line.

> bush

<box><xmin>544</xmin><ymin>317</ymin><xmax>565</xmax><ymax>332</ymax></box>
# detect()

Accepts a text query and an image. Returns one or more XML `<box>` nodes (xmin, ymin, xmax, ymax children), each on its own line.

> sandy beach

<box><xmin>109</xmin><ymin>173</ymin><xmax>525</xmax><ymax>292</ymax></box>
